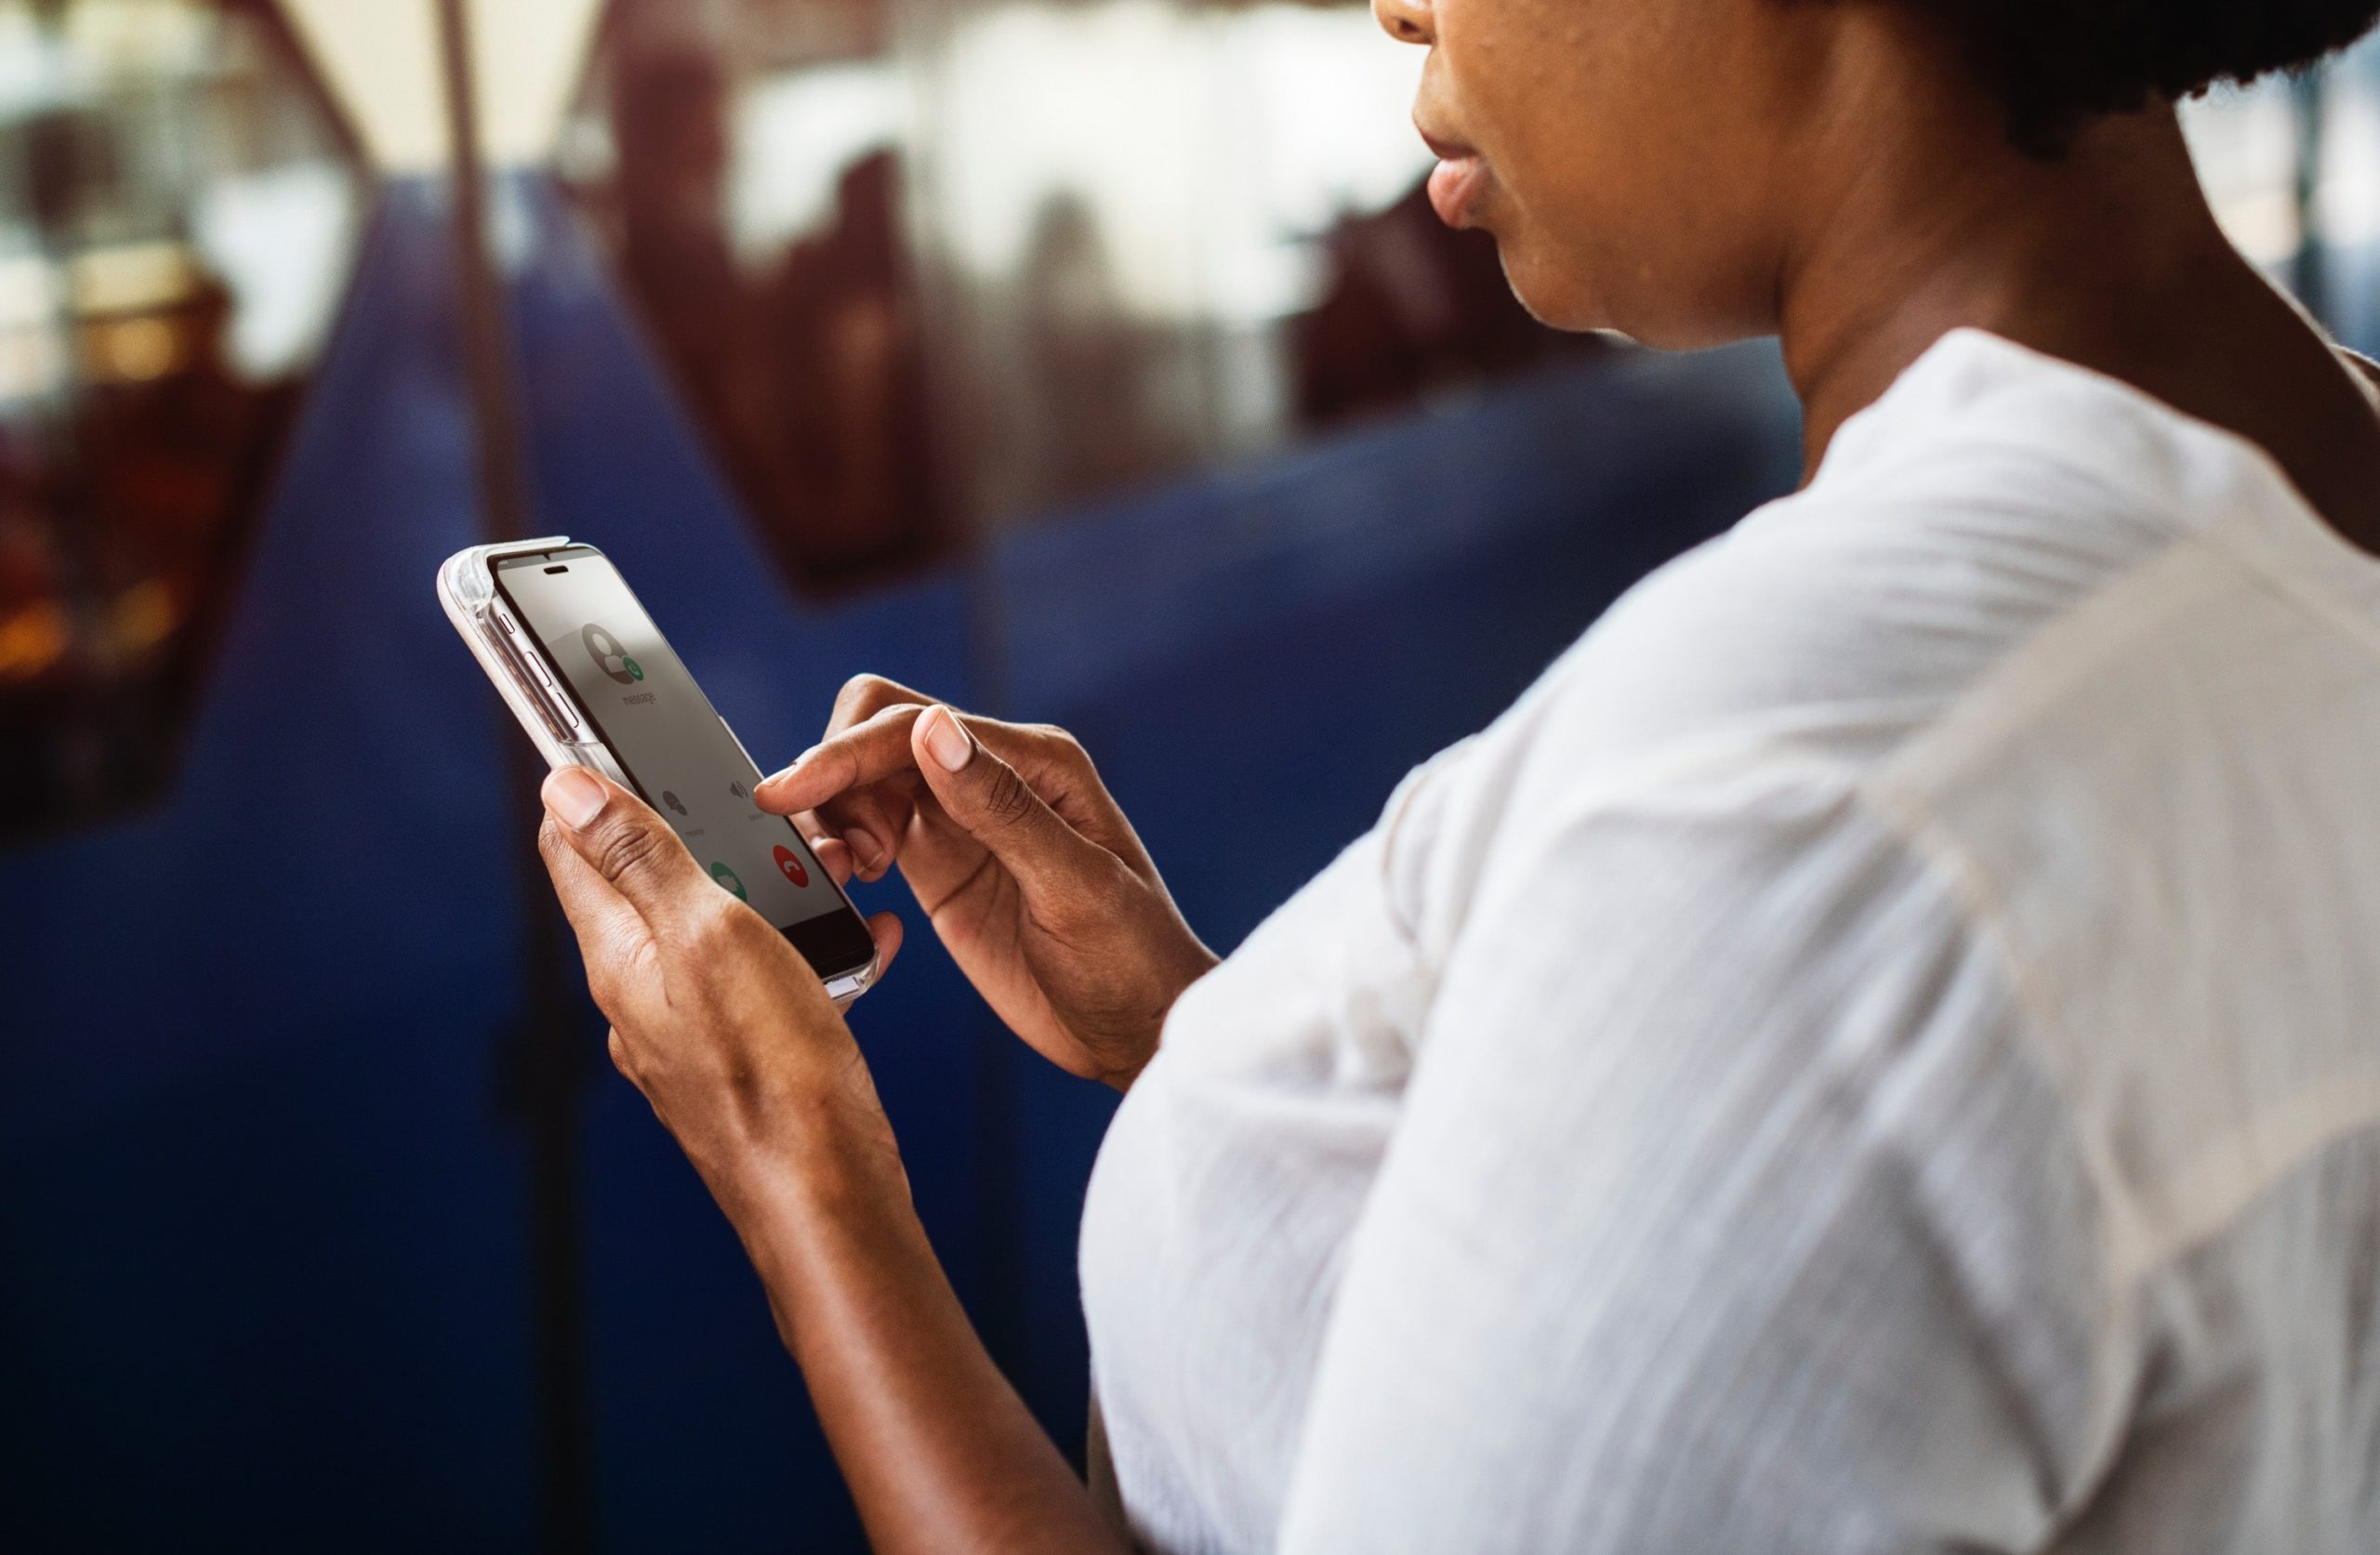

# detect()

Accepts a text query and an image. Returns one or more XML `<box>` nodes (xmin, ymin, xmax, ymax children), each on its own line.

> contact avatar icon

<box><xmin>582</xmin><ymin>623</ymin><xmax>644</xmax><ymax>685</ymax></box>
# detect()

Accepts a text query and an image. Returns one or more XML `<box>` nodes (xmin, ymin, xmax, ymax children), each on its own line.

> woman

<box><xmin>535</xmin><ymin>0</ymin><xmax>2380</xmax><ymax>1548</ymax></box>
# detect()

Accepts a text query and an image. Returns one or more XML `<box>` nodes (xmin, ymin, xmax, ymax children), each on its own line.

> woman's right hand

<box><xmin>754</xmin><ymin>676</ymin><xmax>1216</xmax><ymax>1089</ymax></box>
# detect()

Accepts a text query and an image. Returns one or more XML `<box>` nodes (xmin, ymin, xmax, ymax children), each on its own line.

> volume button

<box><xmin>499</xmin><ymin>631</ymin><xmax>575</xmax><ymax>739</ymax></box>
<box><xmin>531</xmin><ymin>661</ymin><xmax>579</xmax><ymax>732</ymax></box>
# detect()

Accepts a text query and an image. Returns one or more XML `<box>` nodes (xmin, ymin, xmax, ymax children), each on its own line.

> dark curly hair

<box><xmin>1909</xmin><ymin>0</ymin><xmax>2380</xmax><ymax>156</ymax></box>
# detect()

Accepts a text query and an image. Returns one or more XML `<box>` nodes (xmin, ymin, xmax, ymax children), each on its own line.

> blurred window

<box><xmin>0</xmin><ymin>0</ymin><xmax>364</xmax><ymax>841</ymax></box>
<box><xmin>562</xmin><ymin>0</ymin><xmax>1597</xmax><ymax>592</ymax></box>
<box><xmin>2184</xmin><ymin>36</ymin><xmax>2380</xmax><ymax>340</ymax></box>
<box><xmin>571</xmin><ymin>5</ymin><xmax>2380</xmax><ymax>595</ymax></box>
<box><xmin>564</xmin><ymin>0</ymin><xmax>935</xmax><ymax>592</ymax></box>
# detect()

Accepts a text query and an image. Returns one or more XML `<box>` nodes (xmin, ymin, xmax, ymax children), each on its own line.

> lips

<box><xmin>1426</xmin><ymin>156</ymin><xmax>1488</xmax><ymax>229</ymax></box>
<box><xmin>1417</xmin><ymin>125</ymin><xmax>1488</xmax><ymax>230</ymax></box>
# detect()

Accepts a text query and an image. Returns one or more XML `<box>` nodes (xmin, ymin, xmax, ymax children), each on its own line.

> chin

<box><xmin>1510</xmin><ymin>257</ymin><xmax>1760</xmax><ymax>351</ymax></box>
<box><xmin>1497</xmin><ymin>244</ymin><xmax>1614</xmax><ymax>336</ymax></box>
<box><xmin>1495</xmin><ymin>220</ymin><xmax>1771</xmax><ymax>349</ymax></box>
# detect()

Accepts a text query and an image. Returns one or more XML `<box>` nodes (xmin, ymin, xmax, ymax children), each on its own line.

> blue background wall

<box><xmin>0</xmin><ymin>174</ymin><xmax>1799</xmax><ymax>1549</ymax></box>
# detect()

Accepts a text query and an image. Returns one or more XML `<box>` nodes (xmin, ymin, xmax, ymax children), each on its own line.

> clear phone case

<box><xmin>438</xmin><ymin>537</ymin><xmax>877</xmax><ymax>1007</ymax></box>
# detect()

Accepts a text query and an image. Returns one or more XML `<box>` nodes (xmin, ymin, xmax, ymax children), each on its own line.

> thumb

<box><xmin>541</xmin><ymin>766</ymin><xmax>711</xmax><ymax>923</ymax></box>
<box><xmin>910</xmin><ymin>705</ymin><xmax>1098</xmax><ymax>883</ymax></box>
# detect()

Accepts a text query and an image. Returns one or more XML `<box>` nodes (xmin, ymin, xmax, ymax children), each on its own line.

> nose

<box><xmin>1373</xmin><ymin>0</ymin><xmax>1433</xmax><ymax>47</ymax></box>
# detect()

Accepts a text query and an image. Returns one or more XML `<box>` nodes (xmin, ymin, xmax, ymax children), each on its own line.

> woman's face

<box><xmin>1379</xmin><ymin>0</ymin><xmax>1841</xmax><ymax>346</ymax></box>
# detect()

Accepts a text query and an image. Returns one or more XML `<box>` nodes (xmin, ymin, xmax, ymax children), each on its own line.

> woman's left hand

<box><xmin>535</xmin><ymin>763</ymin><xmax>1128</xmax><ymax>1555</ymax></box>
<box><xmin>535</xmin><ymin>765</ymin><xmax>907</xmax><ymax>1204</ymax></box>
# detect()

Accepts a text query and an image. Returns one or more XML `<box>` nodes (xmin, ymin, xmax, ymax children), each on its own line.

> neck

<box><xmin>1777</xmin><ymin>97</ymin><xmax>2303</xmax><ymax>482</ymax></box>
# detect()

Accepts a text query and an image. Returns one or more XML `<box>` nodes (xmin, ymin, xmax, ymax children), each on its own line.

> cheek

<box><xmin>1439</xmin><ymin>21</ymin><xmax>1659</xmax><ymax>323</ymax></box>
<box><xmin>1445</xmin><ymin>0</ymin><xmax>1798</xmax><ymax>341</ymax></box>
<box><xmin>1473</xmin><ymin>114</ymin><xmax>1666</xmax><ymax>334</ymax></box>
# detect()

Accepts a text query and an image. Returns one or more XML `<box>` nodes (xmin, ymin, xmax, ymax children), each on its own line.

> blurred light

<box><xmin>570</xmin><ymin>0</ymin><xmax>1587</xmax><ymax>575</ymax></box>
<box><xmin>2181</xmin><ymin>36</ymin><xmax>2380</xmax><ymax>345</ymax></box>
<box><xmin>0</xmin><ymin>326</ymin><xmax>60</xmax><ymax>401</ymax></box>
<box><xmin>728</xmin><ymin>62</ymin><xmax>904</xmax><ymax>263</ymax></box>
<box><xmin>0</xmin><ymin>0</ymin><xmax>367</xmax><ymax>837</ymax></box>
<box><xmin>468</xmin><ymin>0</ymin><xmax>606</xmax><ymax>167</ymax></box>
<box><xmin>108</xmin><ymin>576</ymin><xmax>178</xmax><ymax>654</ymax></box>
<box><xmin>70</xmin><ymin>240</ymin><xmax>198</xmax><ymax>315</ymax></box>
<box><xmin>2185</xmin><ymin>80</ymin><xmax>2306</xmax><ymax>267</ymax></box>
<box><xmin>0</xmin><ymin>599</ymin><xmax>68</xmax><ymax>679</ymax></box>
<box><xmin>924</xmin><ymin>0</ymin><xmax>1425</xmax><ymax>324</ymax></box>
<box><xmin>280</xmin><ymin>0</ymin><xmax>603</xmax><ymax>173</ymax></box>
<box><xmin>0</xmin><ymin>255</ymin><xmax>59</xmax><ymax>329</ymax></box>
<box><xmin>276</xmin><ymin>0</ymin><xmax>443</xmax><ymax>171</ymax></box>
<box><xmin>2320</xmin><ymin>77</ymin><xmax>2380</xmax><ymax>248</ymax></box>
<box><xmin>91</xmin><ymin>312</ymin><xmax>175</xmax><ymax>379</ymax></box>
<box><xmin>52</xmin><ymin>0</ymin><xmax>209</xmax><ymax>72</ymax></box>
<box><xmin>191</xmin><ymin>161</ymin><xmax>358</xmax><ymax>376</ymax></box>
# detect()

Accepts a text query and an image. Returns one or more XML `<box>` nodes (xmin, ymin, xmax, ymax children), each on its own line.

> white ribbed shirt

<box><xmin>1078</xmin><ymin>330</ymin><xmax>2380</xmax><ymax>1552</ymax></box>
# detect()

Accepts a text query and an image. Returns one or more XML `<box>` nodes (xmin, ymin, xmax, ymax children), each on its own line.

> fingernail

<box><xmin>544</xmin><ymin>767</ymin><xmax>607</xmax><ymax>828</ymax></box>
<box><xmin>921</xmin><ymin>706</ymin><xmax>972</xmax><ymax>772</ymax></box>
<box><xmin>845</xmin><ymin>827</ymin><xmax>884</xmax><ymax>869</ymax></box>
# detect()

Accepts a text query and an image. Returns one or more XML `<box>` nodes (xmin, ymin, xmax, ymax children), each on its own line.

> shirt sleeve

<box><xmin>1274</xmin><ymin>759</ymin><xmax>2113</xmax><ymax>1553</ymax></box>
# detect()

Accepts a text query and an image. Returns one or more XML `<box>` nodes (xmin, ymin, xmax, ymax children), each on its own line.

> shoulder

<box><xmin>1516</xmin><ymin>445</ymin><xmax>2181</xmax><ymax>797</ymax></box>
<box><xmin>1394</xmin><ymin>351</ymin><xmax>2206</xmax><ymax>950</ymax></box>
<box><xmin>1527</xmin><ymin>331</ymin><xmax>2236</xmax><ymax>784</ymax></box>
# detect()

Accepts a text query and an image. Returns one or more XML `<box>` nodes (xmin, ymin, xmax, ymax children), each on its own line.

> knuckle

<box><xmin>982</xmin><ymin>760</ymin><xmax>1038</xmax><ymax>829</ymax></box>
<box><xmin>685</xmin><ymin>892</ymin><xmax>747</xmax><ymax>948</ymax></box>
<box><xmin>590</xmin><ymin>815</ymin><xmax>668</xmax><ymax>884</ymax></box>
<box><xmin>583</xmin><ymin>964</ymin><xmax>625</xmax><ymax>1017</ymax></box>
<box><xmin>681</xmin><ymin>902</ymin><xmax>771</xmax><ymax>966</ymax></box>
<box><xmin>1023</xmin><ymin>721</ymin><xmax>1091</xmax><ymax>772</ymax></box>
<box><xmin>1048</xmin><ymin>727</ymin><xmax>1095</xmax><ymax>776</ymax></box>
<box><xmin>836</xmin><ymin>672</ymin><xmax>900</xmax><ymax>719</ymax></box>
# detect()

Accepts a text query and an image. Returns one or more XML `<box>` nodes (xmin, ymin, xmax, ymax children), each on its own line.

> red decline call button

<box><xmin>773</xmin><ymin>844</ymin><xmax>809</xmax><ymax>889</ymax></box>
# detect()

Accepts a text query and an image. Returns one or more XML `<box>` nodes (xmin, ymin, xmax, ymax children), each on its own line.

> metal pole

<box><xmin>431</xmin><ymin>2</ymin><xmax>598</xmax><ymax>1549</ymax></box>
<box><xmin>437</xmin><ymin>0</ymin><xmax>534</xmax><ymax>536</ymax></box>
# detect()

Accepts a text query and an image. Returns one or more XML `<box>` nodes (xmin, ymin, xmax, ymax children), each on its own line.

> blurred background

<box><xmin>0</xmin><ymin>0</ymin><xmax>2370</xmax><ymax>1548</ymax></box>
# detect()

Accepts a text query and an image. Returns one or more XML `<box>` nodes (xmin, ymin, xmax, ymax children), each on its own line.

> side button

<box><xmin>532</xmin><ymin>664</ymin><xmax>579</xmax><ymax>733</ymax></box>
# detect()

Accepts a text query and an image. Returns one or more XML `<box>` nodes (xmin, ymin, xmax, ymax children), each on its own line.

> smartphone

<box><xmin>438</xmin><ymin>536</ymin><xmax>879</xmax><ymax>1004</ymax></box>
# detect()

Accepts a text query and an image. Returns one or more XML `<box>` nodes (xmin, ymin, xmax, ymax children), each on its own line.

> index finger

<box><xmin>753</xmin><ymin>702</ymin><xmax>931</xmax><ymax>814</ymax></box>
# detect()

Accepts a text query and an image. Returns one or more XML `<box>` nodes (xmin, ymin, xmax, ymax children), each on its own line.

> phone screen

<box><xmin>492</xmin><ymin>547</ymin><xmax>872</xmax><ymax>974</ymax></box>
